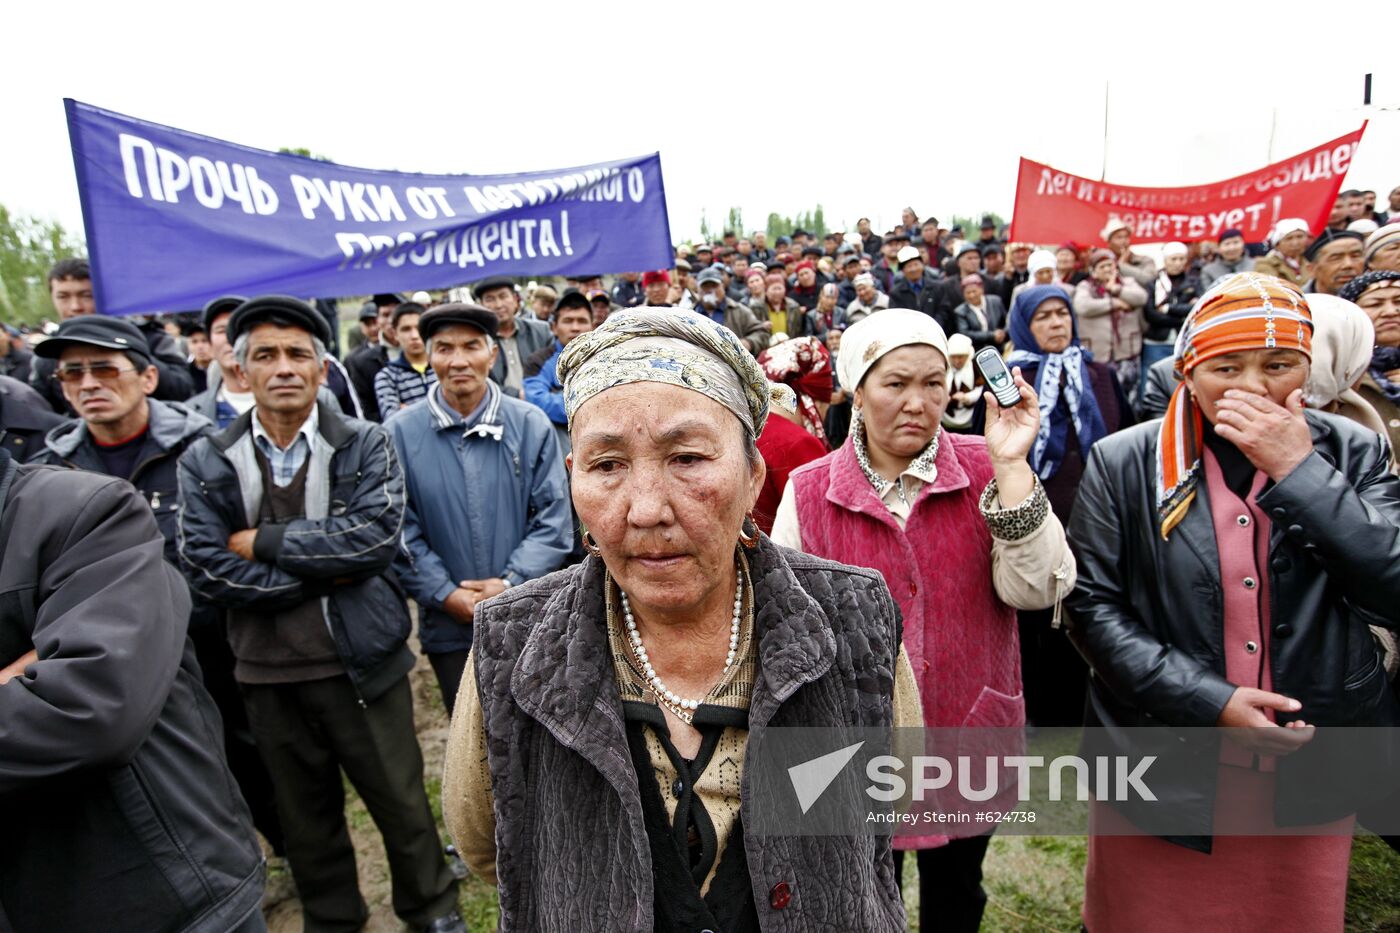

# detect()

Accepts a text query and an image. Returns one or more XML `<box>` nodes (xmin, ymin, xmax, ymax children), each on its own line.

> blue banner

<box><xmin>65</xmin><ymin>99</ymin><xmax>674</xmax><ymax>316</ymax></box>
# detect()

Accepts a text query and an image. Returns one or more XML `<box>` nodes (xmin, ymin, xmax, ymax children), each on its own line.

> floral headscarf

<box><xmin>757</xmin><ymin>337</ymin><xmax>833</xmax><ymax>443</ymax></box>
<box><xmin>558</xmin><ymin>306</ymin><xmax>795</xmax><ymax>436</ymax></box>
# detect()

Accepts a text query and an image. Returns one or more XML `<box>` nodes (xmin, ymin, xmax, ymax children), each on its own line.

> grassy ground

<box><xmin>265</xmin><ymin>651</ymin><xmax>1400</xmax><ymax>932</ymax></box>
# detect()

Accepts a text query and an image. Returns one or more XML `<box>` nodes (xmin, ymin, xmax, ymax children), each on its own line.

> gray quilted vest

<box><xmin>471</xmin><ymin>538</ymin><xmax>907</xmax><ymax>932</ymax></box>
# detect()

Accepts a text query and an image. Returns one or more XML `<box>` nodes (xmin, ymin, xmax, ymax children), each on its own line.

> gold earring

<box><xmin>581</xmin><ymin>529</ymin><xmax>603</xmax><ymax>558</ymax></box>
<box><xmin>738</xmin><ymin>512</ymin><xmax>760</xmax><ymax>549</ymax></box>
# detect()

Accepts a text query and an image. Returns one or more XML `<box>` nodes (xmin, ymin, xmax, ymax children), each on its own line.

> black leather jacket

<box><xmin>1067</xmin><ymin>413</ymin><xmax>1400</xmax><ymax>840</ymax></box>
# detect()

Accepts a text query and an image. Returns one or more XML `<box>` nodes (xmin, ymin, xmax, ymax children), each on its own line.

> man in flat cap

<box><xmin>176</xmin><ymin>296</ymin><xmax>464</xmax><ymax>933</ymax></box>
<box><xmin>472</xmin><ymin>276</ymin><xmax>551</xmax><ymax>398</ymax></box>
<box><xmin>1304</xmin><ymin>229</ymin><xmax>1365</xmax><ymax>295</ymax></box>
<box><xmin>344</xmin><ymin>301</ymin><xmax>380</xmax><ymax>354</ymax></box>
<box><xmin>391</xmin><ymin>303</ymin><xmax>571</xmax><ymax>712</ymax></box>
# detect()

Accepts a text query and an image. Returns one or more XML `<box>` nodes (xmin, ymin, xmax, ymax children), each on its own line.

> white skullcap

<box><xmin>837</xmin><ymin>308</ymin><xmax>950</xmax><ymax>391</ymax></box>
<box><xmin>1027</xmin><ymin>249</ymin><xmax>1056</xmax><ymax>274</ymax></box>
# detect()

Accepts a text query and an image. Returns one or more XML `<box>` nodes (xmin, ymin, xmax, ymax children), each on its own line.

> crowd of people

<box><xmin>2</xmin><ymin>181</ymin><xmax>1400</xmax><ymax>933</ymax></box>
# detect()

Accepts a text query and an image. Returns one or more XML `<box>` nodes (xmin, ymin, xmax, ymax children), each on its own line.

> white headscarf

<box><xmin>837</xmin><ymin>308</ymin><xmax>949</xmax><ymax>391</ymax></box>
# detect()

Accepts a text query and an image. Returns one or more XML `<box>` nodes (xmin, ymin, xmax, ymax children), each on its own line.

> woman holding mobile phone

<box><xmin>770</xmin><ymin>308</ymin><xmax>1075</xmax><ymax>932</ymax></box>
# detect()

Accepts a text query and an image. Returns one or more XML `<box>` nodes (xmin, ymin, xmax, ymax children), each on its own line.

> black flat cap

<box><xmin>554</xmin><ymin>289</ymin><xmax>592</xmax><ymax>315</ymax></box>
<box><xmin>472</xmin><ymin>276</ymin><xmax>516</xmax><ymax>299</ymax></box>
<box><xmin>418</xmin><ymin>303</ymin><xmax>499</xmax><ymax>341</ymax></box>
<box><xmin>372</xmin><ymin>292</ymin><xmax>404</xmax><ymax>307</ymax></box>
<box><xmin>35</xmin><ymin>315</ymin><xmax>153</xmax><ymax>363</ymax></box>
<box><xmin>227</xmin><ymin>295</ymin><xmax>333</xmax><ymax>346</ymax></box>
<box><xmin>1303</xmin><ymin>228</ymin><xmax>1364</xmax><ymax>262</ymax></box>
<box><xmin>202</xmin><ymin>294</ymin><xmax>247</xmax><ymax>332</ymax></box>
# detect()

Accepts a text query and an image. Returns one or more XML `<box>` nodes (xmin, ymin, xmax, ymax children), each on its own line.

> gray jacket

<box><xmin>489</xmin><ymin>316</ymin><xmax>553</xmax><ymax>397</ymax></box>
<box><xmin>465</xmin><ymin>538</ymin><xmax>907</xmax><ymax>931</ymax></box>
<box><xmin>0</xmin><ymin>455</ymin><xmax>264</xmax><ymax>931</ymax></box>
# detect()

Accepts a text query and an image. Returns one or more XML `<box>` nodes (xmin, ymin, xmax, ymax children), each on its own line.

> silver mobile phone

<box><xmin>974</xmin><ymin>348</ymin><xmax>1022</xmax><ymax>407</ymax></box>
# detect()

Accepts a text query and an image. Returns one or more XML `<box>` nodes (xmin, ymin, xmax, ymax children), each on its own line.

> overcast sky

<box><xmin>3</xmin><ymin>1</ymin><xmax>1397</xmax><ymax>248</ymax></box>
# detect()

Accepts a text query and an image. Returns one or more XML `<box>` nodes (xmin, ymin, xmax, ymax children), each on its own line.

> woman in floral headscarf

<box><xmin>1067</xmin><ymin>272</ymin><xmax>1400</xmax><ymax>932</ymax></box>
<box><xmin>443</xmin><ymin>308</ymin><xmax>917</xmax><ymax>932</ymax></box>
<box><xmin>753</xmin><ymin>336</ymin><xmax>833</xmax><ymax>533</ymax></box>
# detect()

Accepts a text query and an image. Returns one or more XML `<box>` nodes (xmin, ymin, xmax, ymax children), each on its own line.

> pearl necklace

<box><xmin>619</xmin><ymin>575</ymin><xmax>743</xmax><ymax>720</ymax></box>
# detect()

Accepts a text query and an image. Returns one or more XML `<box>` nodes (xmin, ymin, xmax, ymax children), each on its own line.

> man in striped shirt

<box><xmin>374</xmin><ymin>302</ymin><xmax>436</xmax><ymax>420</ymax></box>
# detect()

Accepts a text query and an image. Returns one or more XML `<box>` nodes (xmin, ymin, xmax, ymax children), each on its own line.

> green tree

<box><xmin>947</xmin><ymin>212</ymin><xmax>1007</xmax><ymax>238</ymax></box>
<box><xmin>0</xmin><ymin>203</ymin><xmax>84</xmax><ymax>326</ymax></box>
<box><xmin>722</xmin><ymin>206</ymin><xmax>742</xmax><ymax>238</ymax></box>
<box><xmin>278</xmin><ymin>146</ymin><xmax>333</xmax><ymax>162</ymax></box>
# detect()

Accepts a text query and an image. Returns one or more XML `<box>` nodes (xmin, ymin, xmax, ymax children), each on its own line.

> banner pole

<box><xmin>1100</xmin><ymin>82</ymin><xmax>1109</xmax><ymax>181</ymax></box>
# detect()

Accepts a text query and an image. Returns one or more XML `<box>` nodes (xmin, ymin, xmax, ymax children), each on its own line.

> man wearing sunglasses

<box><xmin>33</xmin><ymin>316</ymin><xmax>214</xmax><ymax>555</ymax></box>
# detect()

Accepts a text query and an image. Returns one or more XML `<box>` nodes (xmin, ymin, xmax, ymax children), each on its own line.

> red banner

<box><xmin>1009</xmin><ymin>125</ymin><xmax>1367</xmax><ymax>246</ymax></box>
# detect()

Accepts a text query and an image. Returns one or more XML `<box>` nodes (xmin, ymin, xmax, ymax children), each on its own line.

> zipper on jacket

<box><xmin>1050</xmin><ymin>560</ymin><xmax>1070</xmax><ymax>630</ymax></box>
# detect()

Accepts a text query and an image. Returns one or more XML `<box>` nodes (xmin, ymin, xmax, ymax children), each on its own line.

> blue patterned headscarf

<box><xmin>1006</xmin><ymin>284</ymin><xmax>1108</xmax><ymax>480</ymax></box>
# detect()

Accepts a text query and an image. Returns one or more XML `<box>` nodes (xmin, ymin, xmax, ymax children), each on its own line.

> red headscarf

<box><xmin>757</xmin><ymin>337</ymin><xmax>833</xmax><ymax>443</ymax></box>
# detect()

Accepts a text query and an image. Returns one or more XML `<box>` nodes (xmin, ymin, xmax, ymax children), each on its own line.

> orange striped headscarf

<box><xmin>1157</xmin><ymin>273</ymin><xmax>1312</xmax><ymax>539</ymax></box>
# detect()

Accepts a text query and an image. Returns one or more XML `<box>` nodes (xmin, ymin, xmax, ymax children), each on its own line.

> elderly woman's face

<box><xmin>855</xmin><ymin>346</ymin><xmax>948</xmax><ymax>460</ymax></box>
<box><xmin>1357</xmin><ymin>283</ymin><xmax>1400</xmax><ymax>347</ymax></box>
<box><xmin>570</xmin><ymin>383</ymin><xmax>764</xmax><ymax>615</ymax></box>
<box><xmin>1371</xmin><ymin>242</ymin><xmax>1400</xmax><ymax>274</ymax></box>
<box><xmin>1164</xmin><ymin>253</ymin><xmax>1188</xmax><ymax>275</ymax></box>
<box><xmin>1029</xmin><ymin>298</ymin><xmax>1074</xmax><ymax>353</ymax></box>
<box><xmin>1184</xmin><ymin>349</ymin><xmax>1310</xmax><ymax>424</ymax></box>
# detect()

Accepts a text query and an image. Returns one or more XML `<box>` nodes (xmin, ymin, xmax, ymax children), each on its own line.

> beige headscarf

<box><xmin>1303</xmin><ymin>294</ymin><xmax>1389</xmax><ymax>439</ymax></box>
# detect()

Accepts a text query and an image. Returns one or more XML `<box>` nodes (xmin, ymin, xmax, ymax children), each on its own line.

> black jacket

<box><xmin>345</xmin><ymin>341</ymin><xmax>389</xmax><ymax>422</ymax></box>
<box><xmin>1067</xmin><ymin>413</ymin><xmax>1400</xmax><ymax>845</ymax></box>
<box><xmin>36</xmin><ymin>398</ymin><xmax>212</xmax><ymax>565</ymax></box>
<box><xmin>888</xmin><ymin>271</ymin><xmax>953</xmax><ymax>333</ymax></box>
<box><xmin>30</xmin><ymin>328</ymin><xmax>195</xmax><ymax>414</ymax></box>
<box><xmin>0</xmin><ymin>375</ymin><xmax>67</xmax><ymax>463</ymax></box>
<box><xmin>1143</xmin><ymin>272</ymin><xmax>1202</xmax><ymax>343</ymax></box>
<box><xmin>175</xmin><ymin>403</ymin><xmax>415</xmax><ymax>702</ymax></box>
<box><xmin>0</xmin><ymin>455</ymin><xmax>263</xmax><ymax>932</ymax></box>
<box><xmin>0</xmin><ymin>345</ymin><xmax>33</xmax><ymax>384</ymax></box>
<box><xmin>952</xmin><ymin>296</ymin><xmax>1008</xmax><ymax>350</ymax></box>
<box><xmin>1139</xmin><ymin>355</ymin><xmax>1180</xmax><ymax>420</ymax></box>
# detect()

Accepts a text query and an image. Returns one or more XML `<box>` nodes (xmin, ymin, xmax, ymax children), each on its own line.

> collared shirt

<box><xmin>498</xmin><ymin>334</ymin><xmax>524</xmax><ymax>397</ymax></box>
<box><xmin>852</xmin><ymin>416</ymin><xmax>940</xmax><ymax>526</ymax></box>
<box><xmin>426</xmin><ymin>380</ymin><xmax>503</xmax><ymax>441</ymax></box>
<box><xmin>252</xmin><ymin>406</ymin><xmax>319</xmax><ymax>487</ymax></box>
